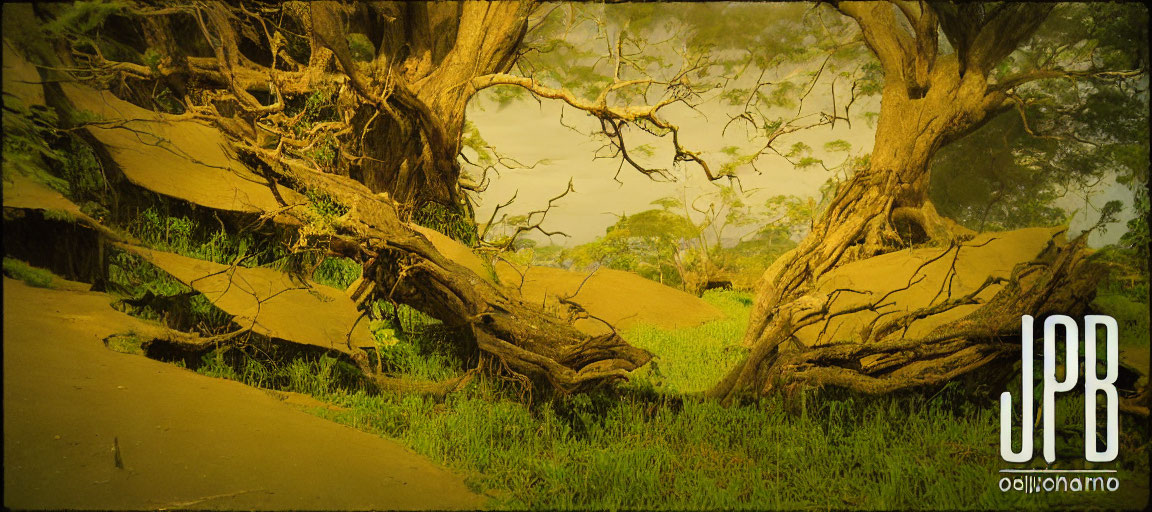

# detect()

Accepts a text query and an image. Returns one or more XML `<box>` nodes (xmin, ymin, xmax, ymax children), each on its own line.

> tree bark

<box><xmin>314</xmin><ymin>1</ymin><xmax>532</xmax><ymax>219</ymax></box>
<box><xmin>75</xmin><ymin>1</ymin><xmax>533</xmax><ymax>225</ymax></box>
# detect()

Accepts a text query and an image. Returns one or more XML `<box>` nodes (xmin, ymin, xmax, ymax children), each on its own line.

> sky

<box><xmin>464</xmin><ymin>7</ymin><xmax>1141</xmax><ymax>249</ymax></box>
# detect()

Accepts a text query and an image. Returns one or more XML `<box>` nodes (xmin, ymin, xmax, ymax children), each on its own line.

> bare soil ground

<box><xmin>59</xmin><ymin>81</ymin><xmax>306</xmax><ymax>219</ymax></box>
<box><xmin>2</xmin><ymin>278</ymin><xmax>482</xmax><ymax>510</ymax></box>
<box><xmin>495</xmin><ymin>263</ymin><xmax>724</xmax><ymax>335</ymax></box>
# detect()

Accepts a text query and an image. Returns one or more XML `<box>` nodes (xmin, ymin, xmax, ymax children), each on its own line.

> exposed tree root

<box><xmin>712</xmin><ymin>232</ymin><xmax>1104</xmax><ymax>404</ymax></box>
<box><xmin>374</xmin><ymin>371</ymin><xmax>477</xmax><ymax>402</ymax></box>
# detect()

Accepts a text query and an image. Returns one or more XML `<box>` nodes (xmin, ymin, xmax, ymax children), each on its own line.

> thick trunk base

<box><xmin>712</xmin><ymin>230</ymin><xmax>1103</xmax><ymax>404</ymax></box>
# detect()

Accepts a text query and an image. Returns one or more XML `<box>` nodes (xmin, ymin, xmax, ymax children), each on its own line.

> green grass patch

<box><xmin>306</xmin><ymin>378</ymin><xmax>1147</xmax><ymax>510</ymax></box>
<box><xmin>2</xmin><ymin>257</ymin><xmax>58</xmax><ymax>288</ymax></box>
<box><xmin>622</xmin><ymin>289</ymin><xmax>751</xmax><ymax>394</ymax></box>
<box><xmin>1093</xmin><ymin>292</ymin><xmax>1151</xmax><ymax>350</ymax></box>
<box><xmin>126</xmin><ymin>206</ymin><xmax>287</xmax><ymax>268</ymax></box>
<box><xmin>194</xmin><ymin>344</ymin><xmax>369</xmax><ymax>397</ymax></box>
<box><xmin>412</xmin><ymin>201</ymin><xmax>479</xmax><ymax>246</ymax></box>
<box><xmin>104</xmin><ymin>332</ymin><xmax>144</xmax><ymax>355</ymax></box>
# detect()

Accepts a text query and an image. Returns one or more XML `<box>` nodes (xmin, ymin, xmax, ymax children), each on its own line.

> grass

<box><xmin>2</xmin><ymin>257</ymin><xmax>58</xmax><ymax>288</ymax></box>
<box><xmin>127</xmin><ymin>206</ymin><xmax>287</xmax><ymax>268</ymax></box>
<box><xmin>194</xmin><ymin>346</ymin><xmax>366</xmax><ymax>397</ymax></box>
<box><xmin>312</xmin><ymin>256</ymin><xmax>361</xmax><ymax>289</ymax></box>
<box><xmin>622</xmin><ymin>289</ymin><xmax>751</xmax><ymax>393</ymax></box>
<box><xmin>104</xmin><ymin>332</ymin><xmax>144</xmax><ymax>355</ymax></box>
<box><xmin>1093</xmin><ymin>292</ymin><xmax>1151</xmax><ymax>351</ymax></box>
<box><xmin>8</xmin><ymin>76</ymin><xmax>1141</xmax><ymax>506</ymax></box>
<box><xmin>176</xmin><ymin>289</ymin><xmax>1149</xmax><ymax>510</ymax></box>
<box><xmin>413</xmin><ymin>201</ymin><xmax>480</xmax><ymax>246</ymax></box>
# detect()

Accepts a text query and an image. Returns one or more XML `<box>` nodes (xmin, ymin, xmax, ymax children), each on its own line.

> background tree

<box><xmin>929</xmin><ymin>3</ymin><xmax>1150</xmax><ymax>235</ymax></box>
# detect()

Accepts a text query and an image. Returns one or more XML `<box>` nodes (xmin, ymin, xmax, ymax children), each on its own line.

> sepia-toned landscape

<box><xmin>3</xmin><ymin>2</ymin><xmax>1149</xmax><ymax>509</ymax></box>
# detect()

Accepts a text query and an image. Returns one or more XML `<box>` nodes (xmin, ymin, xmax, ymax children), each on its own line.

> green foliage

<box><xmin>510</xmin><ymin>2</ymin><xmax>855</xmax><ymax>116</ymax></box>
<box><xmin>934</xmin><ymin>2</ymin><xmax>1149</xmax><ymax>235</ymax></box>
<box><xmin>259</xmin><ymin>290</ymin><xmax>1146</xmax><ymax>511</ymax></box>
<box><xmin>1</xmin><ymin>94</ymin><xmax>66</xmax><ymax>190</ymax></box>
<box><xmin>622</xmin><ymin>290</ymin><xmax>751</xmax><ymax>393</ymax></box>
<box><xmin>3</xmin><ymin>94</ymin><xmax>111</xmax><ymax>220</ymax></box>
<box><xmin>196</xmin><ymin>348</ymin><xmax>242</xmax><ymax>381</ymax></box>
<box><xmin>346</xmin><ymin>33</ymin><xmax>375</xmax><ymax>62</ymax></box>
<box><xmin>563</xmin><ymin>189</ymin><xmax>813</xmax><ymax>292</ymax></box>
<box><xmin>127</xmin><ymin>206</ymin><xmax>284</xmax><ymax>266</ymax></box>
<box><xmin>306</xmin><ymin>187</ymin><xmax>349</xmax><ymax>217</ymax></box>
<box><xmin>282</xmin><ymin>355</ymin><xmax>347</xmax><ymax>397</ymax></box>
<box><xmin>41</xmin><ymin>1</ymin><xmax>142</xmax><ymax>67</ymax></box>
<box><xmin>1119</xmin><ymin>188</ymin><xmax>1149</xmax><ymax>260</ymax></box>
<box><xmin>304</xmin><ymin>134</ymin><xmax>338</xmax><ymax>168</ymax></box>
<box><xmin>194</xmin><ymin>345</ymin><xmax>366</xmax><ymax>398</ymax></box>
<box><xmin>285</xmin><ymin>88</ymin><xmax>339</xmax><ymax>139</ymax></box>
<box><xmin>52</xmin><ymin>133</ymin><xmax>107</xmax><ymax>216</ymax></box>
<box><xmin>42</xmin><ymin>208</ymin><xmax>76</xmax><ymax>223</ymax></box>
<box><xmin>1090</xmin><ymin>245</ymin><xmax>1149</xmax><ymax>358</ymax></box>
<box><xmin>565</xmin><ymin>208</ymin><xmax>698</xmax><ymax>286</ymax></box>
<box><xmin>1093</xmin><ymin>293</ymin><xmax>1150</xmax><ymax>350</ymax></box>
<box><xmin>111</xmin><ymin>208</ymin><xmax>289</xmax><ymax>330</ymax></box>
<box><xmin>930</xmin><ymin>112</ymin><xmax>1077</xmax><ymax>232</ymax></box>
<box><xmin>148</xmin><ymin>284</ymin><xmax>1149</xmax><ymax>510</ymax></box>
<box><xmin>1093</xmin><ymin>245</ymin><xmax>1150</xmax><ymax>303</ymax></box>
<box><xmin>104</xmin><ymin>332</ymin><xmax>144</xmax><ymax>355</ymax></box>
<box><xmin>823</xmin><ymin>139</ymin><xmax>852</xmax><ymax>153</ymax></box>
<box><xmin>106</xmin><ymin>250</ymin><xmax>233</xmax><ymax>331</ymax></box>
<box><xmin>460</xmin><ymin>120</ymin><xmax>494</xmax><ymax>165</ymax></box>
<box><xmin>2</xmin><ymin>257</ymin><xmax>58</xmax><ymax>288</ymax></box>
<box><xmin>368</xmin><ymin>300</ymin><xmax>461</xmax><ymax>382</ymax></box>
<box><xmin>311</xmin><ymin>257</ymin><xmax>361</xmax><ymax>290</ymax></box>
<box><xmin>301</xmin><ymin>188</ymin><xmax>350</xmax><ymax>237</ymax></box>
<box><xmin>43</xmin><ymin>1</ymin><xmax>127</xmax><ymax>38</ymax></box>
<box><xmin>412</xmin><ymin>202</ymin><xmax>480</xmax><ymax>247</ymax></box>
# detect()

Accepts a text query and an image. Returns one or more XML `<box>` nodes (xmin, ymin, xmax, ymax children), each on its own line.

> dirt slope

<box><xmin>59</xmin><ymin>82</ymin><xmax>306</xmax><ymax>219</ymax></box>
<box><xmin>408</xmin><ymin>225</ymin><xmax>723</xmax><ymax>334</ymax></box>
<box><xmin>2</xmin><ymin>38</ymin><xmax>44</xmax><ymax>106</ymax></box>
<box><xmin>494</xmin><ymin>261</ymin><xmax>723</xmax><ymax>335</ymax></box>
<box><xmin>117</xmin><ymin>243</ymin><xmax>375</xmax><ymax>353</ymax></box>
<box><xmin>794</xmin><ymin>227</ymin><xmax>1065</xmax><ymax>346</ymax></box>
<box><xmin>2</xmin><ymin>278</ymin><xmax>482</xmax><ymax>510</ymax></box>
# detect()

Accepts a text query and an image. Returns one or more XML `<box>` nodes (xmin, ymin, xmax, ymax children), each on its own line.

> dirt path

<box><xmin>2</xmin><ymin>278</ymin><xmax>483</xmax><ymax>510</ymax></box>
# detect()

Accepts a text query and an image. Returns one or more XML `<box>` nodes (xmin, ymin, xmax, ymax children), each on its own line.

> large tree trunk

<box><xmin>66</xmin><ymin>1</ymin><xmax>532</xmax><ymax>226</ymax></box>
<box><xmin>710</xmin><ymin>2</ymin><xmax>1100</xmax><ymax>403</ymax></box>
<box><xmin>316</xmin><ymin>1</ymin><xmax>531</xmax><ymax>220</ymax></box>
<box><xmin>740</xmin><ymin>55</ymin><xmax>996</xmax><ymax>352</ymax></box>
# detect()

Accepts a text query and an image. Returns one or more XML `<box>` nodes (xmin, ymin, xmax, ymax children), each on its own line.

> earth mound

<box><xmin>408</xmin><ymin>224</ymin><xmax>723</xmax><ymax>334</ymax></box>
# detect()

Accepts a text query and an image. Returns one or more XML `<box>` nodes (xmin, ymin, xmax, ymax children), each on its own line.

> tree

<box><xmin>12</xmin><ymin>0</ymin><xmax>663</xmax><ymax>394</ymax></box>
<box><xmin>711</xmin><ymin>1</ymin><xmax>1148</xmax><ymax>402</ymax></box>
<box><xmin>85</xmin><ymin>1</ymin><xmax>534</xmax><ymax>232</ymax></box>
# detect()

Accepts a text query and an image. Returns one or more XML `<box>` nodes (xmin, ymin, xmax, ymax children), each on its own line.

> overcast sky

<box><xmin>465</xmin><ymin>14</ymin><xmax>1139</xmax><ymax>249</ymax></box>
